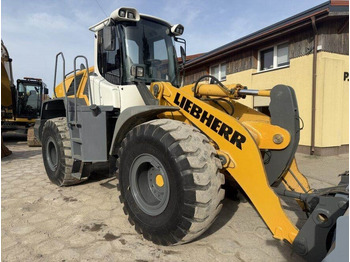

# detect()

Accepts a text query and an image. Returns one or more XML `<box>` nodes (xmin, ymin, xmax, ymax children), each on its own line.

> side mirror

<box><xmin>44</xmin><ymin>88</ymin><xmax>49</xmax><ymax>95</ymax></box>
<box><xmin>180</xmin><ymin>46</ymin><xmax>186</xmax><ymax>65</ymax></box>
<box><xmin>103</xmin><ymin>26</ymin><xmax>116</xmax><ymax>51</ymax></box>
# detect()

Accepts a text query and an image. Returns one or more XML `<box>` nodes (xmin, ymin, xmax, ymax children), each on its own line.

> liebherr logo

<box><xmin>174</xmin><ymin>92</ymin><xmax>246</xmax><ymax>150</ymax></box>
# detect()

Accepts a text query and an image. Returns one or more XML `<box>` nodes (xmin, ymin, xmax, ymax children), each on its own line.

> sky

<box><xmin>2</xmin><ymin>0</ymin><xmax>327</xmax><ymax>94</ymax></box>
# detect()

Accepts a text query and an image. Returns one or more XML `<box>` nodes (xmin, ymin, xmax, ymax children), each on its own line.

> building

<box><xmin>184</xmin><ymin>0</ymin><xmax>349</xmax><ymax>156</ymax></box>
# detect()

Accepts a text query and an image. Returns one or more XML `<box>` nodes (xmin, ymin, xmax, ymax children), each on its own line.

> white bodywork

<box><xmin>89</xmin><ymin>31</ymin><xmax>145</xmax><ymax>112</ymax></box>
<box><xmin>89</xmin><ymin>74</ymin><xmax>145</xmax><ymax>111</ymax></box>
<box><xmin>88</xmin><ymin>8</ymin><xmax>178</xmax><ymax>112</ymax></box>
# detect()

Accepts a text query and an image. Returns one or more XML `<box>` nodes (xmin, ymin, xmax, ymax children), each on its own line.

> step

<box><xmin>71</xmin><ymin>172</ymin><xmax>82</xmax><ymax>180</ymax></box>
<box><xmin>71</xmin><ymin>138</ymin><xmax>82</xmax><ymax>144</ymax></box>
<box><xmin>72</xmin><ymin>155</ymin><xmax>82</xmax><ymax>161</ymax></box>
<box><xmin>68</xmin><ymin>123</ymin><xmax>82</xmax><ymax>127</ymax></box>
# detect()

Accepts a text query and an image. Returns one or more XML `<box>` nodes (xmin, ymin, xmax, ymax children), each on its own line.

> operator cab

<box><xmin>89</xmin><ymin>8</ymin><xmax>184</xmax><ymax>110</ymax></box>
<box><xmin>16</xmin><ymin>78</ymin><xmax>48</xmax><ymax>119</ymax></box>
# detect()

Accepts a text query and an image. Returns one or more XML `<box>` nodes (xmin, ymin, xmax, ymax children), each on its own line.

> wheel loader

<box><xmin>34</xmin><ymin>7</ymin><xmax>348</xmax><ymax>261</ymax></box>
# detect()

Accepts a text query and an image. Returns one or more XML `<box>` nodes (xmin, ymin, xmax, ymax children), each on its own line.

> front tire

<box><xmin>41</xmin><ymin>117</ymin><xmax>80</xmax><ymax>186</ymax></box>
<box><xmin>118</xmin><ymin>119</ymin><xmax>225</xmax><ymax>245</ymax></box>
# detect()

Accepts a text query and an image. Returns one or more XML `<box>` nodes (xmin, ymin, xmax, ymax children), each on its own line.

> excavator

<box><xmin>34</xmin><ymin>8</ymin><xmax>348</xmax><ymax>261</ymax></box>
<box><xmin>1</xmin><ymin>40</ymin><xmax>48</xmax><ymax>148</ymax></box>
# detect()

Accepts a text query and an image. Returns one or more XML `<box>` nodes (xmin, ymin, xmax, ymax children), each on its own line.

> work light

<box><xmin>130</xmin><ymin>65</ymin><xmax>145</xmax><ymax>78</ymax></box>
<box><xmin>111</xmin><ymin>7</ymin><xmax>140</xmax><ymax>22</ymax></box>
<box><xmin>171</xmin><ymin>24</ymin><xmax>184</xmax><ymax>36</ymax></box>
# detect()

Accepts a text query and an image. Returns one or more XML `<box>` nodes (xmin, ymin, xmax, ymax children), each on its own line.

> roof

<box><xmin>185</xmin><ymin>1</ymin><xmax>349</xmax><ymax>69</ymax></box>
<box><xmin>177</xmin><ymin>53</ymin><xmax>205</xmax><ymax>63</ymax></box>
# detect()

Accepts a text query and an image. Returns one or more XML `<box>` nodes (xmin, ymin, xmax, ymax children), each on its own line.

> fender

<box><xmin>34</xmin><ymin>97</ymin><xmax>88</xmax><ymax>142</ymax></box>
<box><xmin>109</xmin><ymin>105</ymin><xmax>179</xmax><ymax>155</ymax></box>
<box><xmin>34</xmin><ymin>98</ymin><xmax>66</xmax><ymax>142</ymax></box>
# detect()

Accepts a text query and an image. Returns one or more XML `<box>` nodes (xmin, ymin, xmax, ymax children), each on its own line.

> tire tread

<box><xmin>118</xmin><ymin>119</ymin><xmax>225</xmax><ymax>245</ymax></box>
<box><xmin>42</xmin><ymin>117</ymin><xmax>81</xmax><ymax>186</ymax></box>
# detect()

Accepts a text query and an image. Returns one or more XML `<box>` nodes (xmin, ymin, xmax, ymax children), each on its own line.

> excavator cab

<box><xmin>1</xmin><ymin>40</ymin><xmax>48</xmax><ymax>147</ymax></box>
<box><xmin>16</xmin><ymin>78</ymin><xmax>48</xmax><ymax>120</ymax></box>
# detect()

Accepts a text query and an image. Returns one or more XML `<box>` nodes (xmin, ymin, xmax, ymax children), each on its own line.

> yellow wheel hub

<box><xmin>155</xmin><ymin>174</ymin><xmax>164</xmax><ymax>187</ymax></box>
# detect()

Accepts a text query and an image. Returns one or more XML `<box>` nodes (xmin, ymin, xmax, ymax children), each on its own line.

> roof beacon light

<box><xmin>110</xmin><ymin>7</ymin><xmax>140</xmax><ymax>22</ymax></box>
<box><xmin>171</xmin><ymin>24</ymin><xmax>184</xmax><ymax>36</ymax></box>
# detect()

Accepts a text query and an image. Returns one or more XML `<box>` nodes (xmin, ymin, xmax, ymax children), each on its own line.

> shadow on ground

<box><xmin>2</xmin><ymin>132</ymin><xmax>27</xmax><ymax>142</ymax></box>
<box><xmin>2</xmin><ymin>148</ymin><xmax>42</xmax><ymax>161</ymax></box>
<box><xmin>196</xmin><ymin>197</ymin><xmax>239</xmax><ymax>242</ymax></box>
<box><xmin>2</xmin><ymin>132</ymin><xmax>41</xmax><ymax>161</ymax></box>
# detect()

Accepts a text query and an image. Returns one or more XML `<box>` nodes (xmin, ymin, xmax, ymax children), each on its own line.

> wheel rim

<box><xmin>129</xmin><ymin>153</ymin><xmax>170</xmax><ymax>216</ymax></box>
<box><xmin>46</xmin><ymin>137</ymin><xmax>58</xmax><ymax>171</ymax></box>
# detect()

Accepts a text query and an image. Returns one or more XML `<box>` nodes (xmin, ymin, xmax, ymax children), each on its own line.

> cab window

<box><xmin>97</xmin><ymin>29</ymin><xmax>121</xmax><ymax>85</ymax></box>
<box><xmin>67</xmin><ymin>74</ymin><xmax>83</xmax><ymax>96</ymax></box>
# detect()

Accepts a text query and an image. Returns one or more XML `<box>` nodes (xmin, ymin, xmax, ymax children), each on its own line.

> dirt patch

<box><xmin>82</xmin><ymin>223</ymin><xmax>107</xmax><ymax>232</ymax></box>
<box><xmin>103</xmin><ymin>233</ymin><xmax>119</xmax><ymax>241</ymax></box>
<box><xmin>163</xmin><ymin>250</ymin><xmax>178</xmax><ymax>255</ymax></box>
<box><xmin>119</xmin><ymin>238</ymin><xmax>127</xmax><ymax>245</ymax></box>
<box><xmin>63</xmin><ymin>197</ymin><xmax>77</xmax><ymax>202</ymax></box>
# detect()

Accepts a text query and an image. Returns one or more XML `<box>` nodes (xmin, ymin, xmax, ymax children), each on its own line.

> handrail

<box><xmin>53</xmin><ymin>52</ymin><xmax>67</xmax><ymax>99</ymax></box>
<box><xmin>73</xmin><ymin>55</ymin><xmax>93</xmax><ymax>125</ymax></box>
<box><xmin>53</xmin><ymin>52</ymin><xmax>69</xmax><ymax>122</ymax></box>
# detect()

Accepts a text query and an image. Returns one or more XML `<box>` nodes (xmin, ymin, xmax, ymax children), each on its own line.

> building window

<box><xmin>260</xmin><ymin>48</ymin><xmax>274</xmax><ymax>70</ymax></box>
<box><xmin>277</xmin><ymin>43</ymin><xmax>289</xmax><ymax>67</ymax></box>
<box><xmin>258</xmin><ymin>42</ymin><xmax>289</xmax><ymax>71</ymax></box>
<box><xmin>210</xmin><ymin>63</ymin><xmax>226</xmax><ymax>81</ymax></box>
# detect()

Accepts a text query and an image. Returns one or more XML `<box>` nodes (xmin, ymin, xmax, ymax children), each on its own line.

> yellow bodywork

<box><xmin>1</xmin><ymin>40</ymin><xmax>44</xmax><ymax>126</ymax></box>
<box><xmin>1</xmin><ymin>62</ymin><xmax>12</xmax><ymax>107</ymax></box>
<box><xmin>1</xmin><ymin>40</ymin><xmax>13</xmax><ymax>108</ymax></box>
<box><xmin>54</xmin><ymin>67</ymin><xmax>93</xmax><ymax>105</ymax></box>
<box><xmin>151</xmin><ymin>81</ymin><xmax>311</xmax><ymax>244</ymax></box>
<box><xmin>5</xmin><ymin>117</ymin><xmax>36</xmax><ymax>123</ymax></box>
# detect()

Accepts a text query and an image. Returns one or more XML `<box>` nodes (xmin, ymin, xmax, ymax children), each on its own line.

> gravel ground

<box><xmin>2</xmin><ymin>134</ymin><xmax>348</xmax><ymax>261</ymax></box>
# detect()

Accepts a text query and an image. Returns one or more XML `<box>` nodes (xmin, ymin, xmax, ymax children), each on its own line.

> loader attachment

<box><xmin>153</xmin><ymin>81</ymin><xmax>349</xmax><ymax>261</ymax></box>
<box><xmin>290</xmin><ymin>173</ymin><xmax>349</xmax><ymax>261</ymax></box>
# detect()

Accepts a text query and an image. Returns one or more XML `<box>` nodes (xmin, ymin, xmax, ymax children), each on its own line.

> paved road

<box><xmin>2</xmin><ymin>138</ymin><xmax>348</xmax><ymax>261</ymax></box>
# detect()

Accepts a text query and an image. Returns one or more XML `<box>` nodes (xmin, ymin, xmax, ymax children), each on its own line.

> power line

<box><xmin>94</xmin><ymin>0</ymin><xmax>108</xmax><ymax>17</ymax></box>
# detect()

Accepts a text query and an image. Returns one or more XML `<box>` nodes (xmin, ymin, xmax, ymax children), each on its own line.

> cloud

<box><xmin>160</xmin><ymin>0</ymin><xmax>202</xmax><ymax>26</ymax></box>
<box><xmin>27</xmin><ymin>13</ymin><xmax>73</xmax><ymax>31</ymax></box>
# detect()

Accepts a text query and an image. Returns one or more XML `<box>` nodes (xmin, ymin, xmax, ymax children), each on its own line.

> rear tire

<box><xmin>27</xmin><ymin>126</ymin><xmax>41</xmax><ymax>147</ymax></box>
<box><xmin>41</xmin><ymin>117</ymin><xmax>81</xmax><ymax>186</ymax></box>
<box><xmin>118</xmin><ymin>119</ymin><xmax>225</xmax><ymax>245</ymax></box>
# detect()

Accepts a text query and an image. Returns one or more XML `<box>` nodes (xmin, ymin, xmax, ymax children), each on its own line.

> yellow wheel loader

<box><xmin>35</xmin><ymin>8</ymin><xmax>348</xmax><ymax>261</ymax></box>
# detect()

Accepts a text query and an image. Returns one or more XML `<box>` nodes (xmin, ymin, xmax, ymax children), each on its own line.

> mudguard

<box><xmin>109</xmin><ymin>105</ymin><xmax>179</xmax><ymax>155</ymax></box>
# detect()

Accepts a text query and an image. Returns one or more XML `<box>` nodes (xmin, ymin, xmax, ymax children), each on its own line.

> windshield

<box><xmin>17</xmin><ymin>82</ymin><xmax>41</xmax><ymax>117</ymax></box>
<box><xmin>120</xmin><ymin>18</ymin><xmax>179</xmax><ymax>86</ymax></box>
